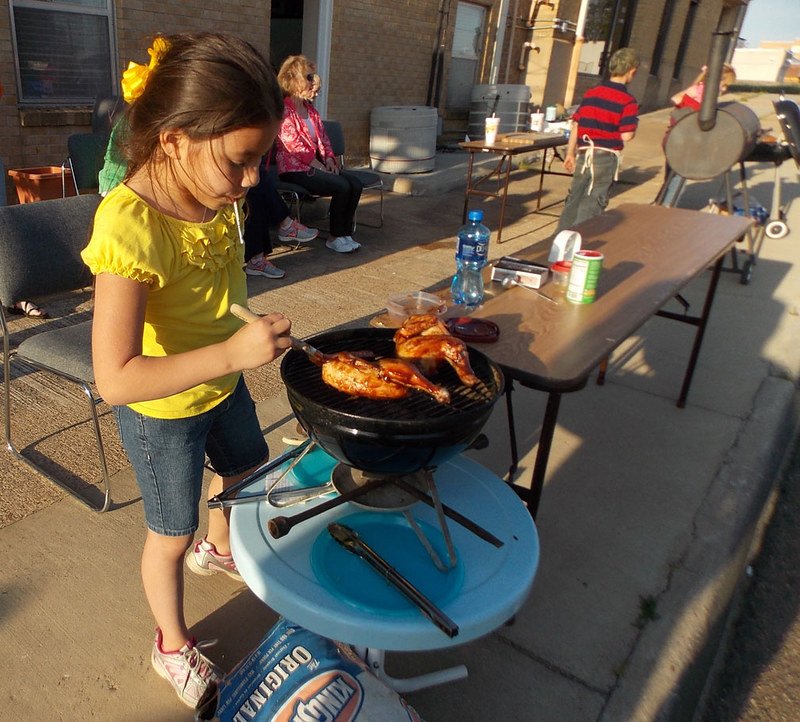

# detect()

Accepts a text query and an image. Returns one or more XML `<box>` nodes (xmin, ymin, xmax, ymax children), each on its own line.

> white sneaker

<box><xmin>151</xmin><ymin>629</ymin><xmax>223</xmax><ymax>708</ymax></box>
<box><xmin>344</xmin><ymin>236</ymin><xmax>361</xmax><ymax>249</ymax></box>
<box><xmin>186</xmin><ymin>537</ymin><xmax>243</xmax><ymax>581</ymax></box>
<box><xmin>278</xmin><ymin>218</ymin><xmax>318</xmax><ymax>243</ymax></box>
<box><xmin>326</xmin><ymin>236</ymin><xmax>358</xmax><ymax>253</ymax></box>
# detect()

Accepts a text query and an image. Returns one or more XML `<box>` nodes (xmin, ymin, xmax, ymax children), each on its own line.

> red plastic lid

<box><xmin>551</xmin><ymin>261</ymin><xmax>572</xmax><ymax>272</ymax></box>
<box><xmin>446</xmin><ymin>317</ymin><xmax>500</xmax><ymax>343</ymax></box>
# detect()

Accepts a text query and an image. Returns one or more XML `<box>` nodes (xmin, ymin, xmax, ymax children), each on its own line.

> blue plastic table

<box><xmin>230</xmin><ymin>451</ymin><xmax>538</xmax><ymax>690</ymax></box>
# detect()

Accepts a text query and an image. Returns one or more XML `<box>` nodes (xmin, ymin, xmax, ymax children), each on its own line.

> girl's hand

<box><xmin>227</xmin><ymin>312</ymin><xmax>293</xmax><ymax>369</ymax></box>
<box><xmin>324</xmin><ymin>157</ymin><xmax>339</xmax><ymax>175</ymax></box>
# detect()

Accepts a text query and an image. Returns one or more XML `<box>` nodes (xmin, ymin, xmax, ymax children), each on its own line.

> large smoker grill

<box><xmin>656</xmin><ymin>32</ymin><xmax>800</xmax><ymax>284</ymax></box>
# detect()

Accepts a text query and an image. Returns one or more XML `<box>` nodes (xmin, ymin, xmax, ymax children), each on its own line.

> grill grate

<box><xmin>281</xmin><ymin>330</ymin><xmax>501</xmax><ymax>421</ymax></box>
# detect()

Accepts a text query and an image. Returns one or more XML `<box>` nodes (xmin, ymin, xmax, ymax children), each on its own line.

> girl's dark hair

<box><xmin>124</xmin><ymin>32</ymin><xmax>283</xmax><ymax>177</ymax></box>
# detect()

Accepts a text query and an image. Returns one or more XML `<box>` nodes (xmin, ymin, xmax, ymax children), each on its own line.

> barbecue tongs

<box><xmin>328</xmin><ymin>522</ymin><xmax>459</xmax><ymax>638</ymax></box>
<box><xmin>208</xmin><ymin>438</ymin><xmax>315</xmax><ymax>509</ymax></box>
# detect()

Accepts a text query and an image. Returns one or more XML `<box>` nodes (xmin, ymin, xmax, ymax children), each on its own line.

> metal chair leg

<box><xmin>3</xmin><ymin>351</ymin><xmax>112</xmax><ymax>512</ymax></box>
<box><xmin>355</xmin><ymin>186</ymin><xmax>384</xmax><ymax>229</ymax></box>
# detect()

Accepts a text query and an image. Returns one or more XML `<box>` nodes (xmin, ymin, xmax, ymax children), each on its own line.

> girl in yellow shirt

<box><xmin>81</xmin><ymin>33</ymin><xmax>290</xmax><ymax>708</ymax></box>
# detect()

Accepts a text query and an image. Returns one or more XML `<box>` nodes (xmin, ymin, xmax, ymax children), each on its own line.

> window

<box><xmin>10</xmin><ymin>0</ymin><xmax>116</xmax><ymax>104</ymax></box>
<box><xmin>578</xmin><ymin>0</ymin><xmax>638</xmax><ymax>76</ymax></box>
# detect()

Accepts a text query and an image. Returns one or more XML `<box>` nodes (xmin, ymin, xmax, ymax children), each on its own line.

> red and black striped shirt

<box><xmin>573</xmin><ymin>80</ymin><xmax>639</xmax><ymax>152</ymax></box>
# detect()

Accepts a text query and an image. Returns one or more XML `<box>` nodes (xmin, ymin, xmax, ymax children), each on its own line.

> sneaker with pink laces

<box><xmin>186</xmin><ymin>537</ymin><xmax>242</xmax><ymax>581</ymax></box>
<box><xmin>245</xmin><ymin>256</ymin><xmax>285</xmax><ymax>278</ymax></box>
<box><xmin>278</xmin><ymin>218</ymin><xmax>318</xmax><ymax>243</ymax></box>
<box><xmin>151</xmin><ymin>628</ymin><xmax>223</xmax><ymax>709</ymax></box>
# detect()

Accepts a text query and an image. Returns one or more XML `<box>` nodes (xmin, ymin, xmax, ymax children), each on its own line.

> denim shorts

<box><xmin>114</xmin><ymin>376</ymin><xmax>269</xmax><ymax>536</ymax></box>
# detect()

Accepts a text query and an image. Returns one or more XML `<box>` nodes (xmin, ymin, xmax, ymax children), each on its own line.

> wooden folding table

<box><xmin>460</xmin><ymin>132</ymin><xmax>570</xmax><ymax>242</ymax></box>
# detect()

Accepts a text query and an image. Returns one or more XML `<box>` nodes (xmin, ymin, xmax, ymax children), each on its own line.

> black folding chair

<box><xmin>65</xmin><ymin>133</ymin><xmax>108</xmax><ymax>194</ymax></box>
<box><xmin>0</xmin><ymin>194</ymin><xmax>111</xmax><ymax>511</ymax></box>
<box><xmin>323</xmin><ymin>120</ymin><xmax>384</xmax><ymax>229</ymax></box>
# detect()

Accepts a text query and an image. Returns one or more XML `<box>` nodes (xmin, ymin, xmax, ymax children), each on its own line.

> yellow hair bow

<box><xmin>121</xmin><ymin>37</ymin><xmax>170</xmax><ymax>104</ymax></box>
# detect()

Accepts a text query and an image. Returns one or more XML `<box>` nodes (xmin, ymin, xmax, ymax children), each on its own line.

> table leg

<box><xmin>462</xmin><ymin>151</ymin><xmax>476</xmax><ymax>224</ymax></box>
<box><xmin>504</xmin><ymin>379</ymin><xmax>519</xmax><ymax>481</ymax></box>
<box><xmin>496</xmin><ymin>153</ymin><xmax>513</xmax><ymax>244</ymax></box>
<box><xmin>527</xmin><ymin>391</ymin><xmax>562</xmax><ymax>519</ymax></box>
<box><xmin>676</xmin><ymin>255</ymin><xmax>724</xmax><ymax>408</ymax></box>
<box><xmin>536</xmin><ymin>150</ymin><xmax>547</xmax><ymax>210</ymax></box>
<box><xmin>352</xmin><ymin>647</ymin><xmax>468</xmax><ymax>693</ymax></box>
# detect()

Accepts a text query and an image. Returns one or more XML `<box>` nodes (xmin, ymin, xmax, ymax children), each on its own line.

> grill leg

<box><xmin>351</xmin><ymin>647</ymin><xmax>468</xmax><ymax>693</ymax></box>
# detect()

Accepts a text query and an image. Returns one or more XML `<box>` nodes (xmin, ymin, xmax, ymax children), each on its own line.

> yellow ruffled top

<box><xmin>82</xmin><ymin>183</ymin><xmax>247</xmax><ymax>419</ymax></box>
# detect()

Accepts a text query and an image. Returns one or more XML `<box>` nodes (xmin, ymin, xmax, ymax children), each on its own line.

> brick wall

<box><xmin>0</xmin><ymin>1</ymin><xmax>271</xmax><ymax>204</ymax></box>
<box><xmin>326</xmin><ymin>0</ymin><xmax>443</xmax><ymax>162</ymax></box>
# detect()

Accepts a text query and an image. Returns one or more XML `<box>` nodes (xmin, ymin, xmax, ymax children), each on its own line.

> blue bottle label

<box><xmin>456</xmin><ymin>237</ymin><xmax>488</xmax><ymax>264</ymax></box>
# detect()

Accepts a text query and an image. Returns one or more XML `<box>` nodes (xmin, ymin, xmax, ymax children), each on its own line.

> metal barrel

<box><xmin>665</xmin><ymin>102</ymin><xmax>760</xmax><ymax>180</ymax></box>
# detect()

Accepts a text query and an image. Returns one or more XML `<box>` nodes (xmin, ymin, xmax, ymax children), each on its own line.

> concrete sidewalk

<box><xmin>2</xmin><ymin>93</ymin><xmax>799</xmax><ymax>721</ymax></box>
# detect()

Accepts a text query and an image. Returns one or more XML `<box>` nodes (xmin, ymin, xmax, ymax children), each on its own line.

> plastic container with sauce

<box><xmin>550</xmin><ymin>261</ymin><xmax>572</xmax><ymax>298</ymax></box>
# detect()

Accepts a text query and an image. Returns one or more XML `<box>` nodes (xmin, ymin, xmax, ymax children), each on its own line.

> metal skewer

<box><xmin>501</xmin><ymin>276</ymin><xmax>557</xmax><ymax>304</ymax></box>
<box><xmin>230</xmin><ymin>303</ymin><xmax>327</xmax><ymax>365</ymax></box>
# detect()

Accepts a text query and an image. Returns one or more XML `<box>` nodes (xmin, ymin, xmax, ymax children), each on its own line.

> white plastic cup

<box><xmin>530</xmin><ymin>112</ymin><xmax>544</xmax><ymax>132</ymax></box>
<box><xmin>485</xmin><ymin>116</ymin><xmax>500</xmax><ymax>145</ymax></box>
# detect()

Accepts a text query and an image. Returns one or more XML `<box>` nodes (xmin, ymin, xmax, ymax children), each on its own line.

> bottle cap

<box><xmin>467</xmin><ymin>210</ymin><xmax>484</xmax><ymax>222</ymax></box>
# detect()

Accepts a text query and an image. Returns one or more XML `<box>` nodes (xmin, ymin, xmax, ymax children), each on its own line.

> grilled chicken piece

<box><xmin>321</xmin><ymin>352</ymin><xmax>451</xmax><ymax>403</ymax></box>
<box><xmin>307</xmin><ymin>348</ymin><xmax>375</xmax><ymax>367</ymax></box>
<box><xmin>395</xmin><ymin>334</ymin><xmax>480</xmax><ymax>386</ymax></box>
<box><xmin>393</xmin><ymin>313</ymin><xmax>450</xmax><ymax>343</ymax></box>
<box><xmin>377</xmin><ymin>358</ymin><xmax>451</xmax><ymax>403</ymax></box>
<box><xmin>321</xmin><ymin>353</ymin><xmax>409</xmax><ymax>399</ymax></box>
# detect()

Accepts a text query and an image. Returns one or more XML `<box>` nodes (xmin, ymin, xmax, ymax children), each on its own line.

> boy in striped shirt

<box><xmin>556</xmin><ymin>48</ymin><xmax>640</xmax><ymax>232</ymax></box>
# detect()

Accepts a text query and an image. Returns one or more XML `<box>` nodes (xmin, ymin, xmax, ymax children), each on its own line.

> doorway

<box><xmin>269</xmin><ymin>0</ymin><xmax>333</xmax><ymax>117</ymax></box>
<box><xmin>446</xmin><ymin>2</ymin><xmax>487</xmax><ymax>111</ymax></box>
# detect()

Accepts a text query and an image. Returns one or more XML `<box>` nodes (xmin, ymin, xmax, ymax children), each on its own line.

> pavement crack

<box><xmin>494</xmin><ymin>632</ymin><xmax>607</xmax><ymax>696</ymax></box>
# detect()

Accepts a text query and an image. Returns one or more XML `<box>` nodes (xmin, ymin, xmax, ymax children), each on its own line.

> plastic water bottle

<box><xmin>451</xmin><ymin>210</ymin><xmax>490</xmax><ymax>307</ymax></box>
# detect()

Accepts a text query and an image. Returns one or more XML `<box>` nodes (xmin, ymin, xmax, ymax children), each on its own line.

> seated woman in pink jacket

<box><xmin>276</xmin><ymin>55</ymin><xmax>363</xmax><ymax>254</ymax></box>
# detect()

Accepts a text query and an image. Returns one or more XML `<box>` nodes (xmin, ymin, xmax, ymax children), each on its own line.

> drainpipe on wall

<box><xmin>564</xmin><ymin>0</ymin><xmax>590</xmax><ymax>107</ymax></box>
<box><xmin>503</xmin><ymin>0</ymin><xmax>521</xmax><ymax>82</ymax></box>
<box><xmin>426</xmin><ymin>0</ymin><xmax>450</xmax><ymax>108</ymax></box>
<box><xmin>489</xmin><ymin>0</ymin><xmax>512</xmax><ymax>84</ymax></box>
